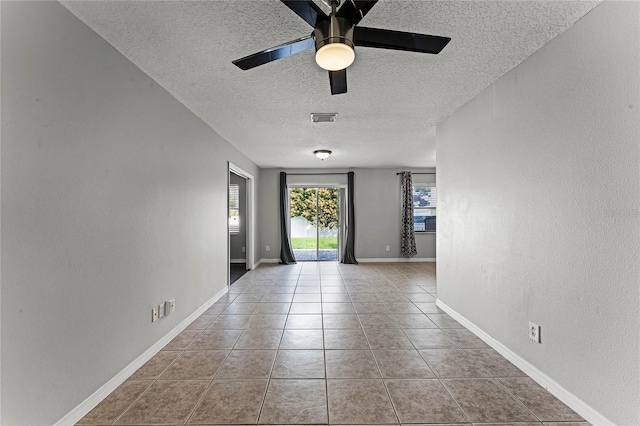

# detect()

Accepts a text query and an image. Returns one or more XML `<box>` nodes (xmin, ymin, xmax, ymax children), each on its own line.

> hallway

<box><xmin>78</xmin><ymin>262</ymin><xmax>586</xmax><ymax>425</ymax></box>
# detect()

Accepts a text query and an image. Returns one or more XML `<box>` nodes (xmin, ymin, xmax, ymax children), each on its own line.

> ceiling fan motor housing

<box><xmin>314</xmin><ymin>16</ymin><xmax>355</xmax><ymax>55</ymax></box>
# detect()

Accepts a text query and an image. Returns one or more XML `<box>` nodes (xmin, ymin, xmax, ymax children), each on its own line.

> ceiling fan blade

<box><xmin>329</xmin><ymin>69</ymin><xmax>347</xmax><ymax>95</ymax></box>
<box><xmin>354</xmin><ymin>26</ymin><xmax>451</xmax><ymax>54</ymax></box>
<box><xmin>337</xmin><ymin>0</ymin><xmax>378</xmax><ymax>25</ymax></box>
<box><xmin>232</xmin><ymin>36</ymin><xmax>314</xmax><ymax>70</ymax></box>
<box><xmin>280</xmin><ymin>0</ymin><xmax>328</xmax><ymax>27</ymax></box>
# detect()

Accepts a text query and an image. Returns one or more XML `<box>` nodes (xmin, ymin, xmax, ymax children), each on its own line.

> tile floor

<box><xmin>78</xmin><ymin>262</ymin><xmax>588</xmax><ymax>425</ymax></box>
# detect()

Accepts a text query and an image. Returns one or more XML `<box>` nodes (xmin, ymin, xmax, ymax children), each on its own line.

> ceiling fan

<box><xmin>232</xmin><ymin>0</ymin><xmax>451</xmax><ymax>95</ymax></box>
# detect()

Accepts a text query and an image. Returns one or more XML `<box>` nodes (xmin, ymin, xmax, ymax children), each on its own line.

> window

<box><xmin>229</xmin><ymin>184</ymin><xmax>239</xmax><ymax>234</ymax></box>
<box><xmin>413</xmin><ymin>184</ymin><xmax>436</xmax><ymax>233</ymax></box>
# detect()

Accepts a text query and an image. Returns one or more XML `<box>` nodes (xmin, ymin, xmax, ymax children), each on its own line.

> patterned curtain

<box><xmin>401</xmin><ymin>171</ymin><xmax>417</xmax><ymax>257</ymax></box>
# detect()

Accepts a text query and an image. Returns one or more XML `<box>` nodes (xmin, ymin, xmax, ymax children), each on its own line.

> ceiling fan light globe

<box><xmin>315</xmin><ymin>43</ymin><xmax>355</xmax><ymax>71</ymax></box>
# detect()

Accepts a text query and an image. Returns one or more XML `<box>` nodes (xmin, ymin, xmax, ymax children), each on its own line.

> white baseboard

<box><xmin>55</xmin><ymin>286</ymin><xmax>229</xmax><ymax>426</ymax></box>
<box><xmin>435</xmin><ymin>299</ymin><xmax>614</xmax><ymax>426</ymax></box>
<box><xmin>358</xmin><ymin>257</ymin><xmax>436</xmax><ymax>263</ymax></box>
<box><xmin>230</xmin><ymin>258</ymin><xmax>247</xmax><ymax>264</ymax></box>
<box><xmin>254</xmin><ymin>257</ymin><xmax>436</xmax><ymax>265</ymax></box>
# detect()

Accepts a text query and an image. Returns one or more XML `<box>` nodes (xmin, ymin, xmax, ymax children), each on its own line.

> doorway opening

<box><xmin>289</xmin><ymin>187</ymin><xmax>341</xmax><ymax>261</ymax></box>
<box><xmin>228</xmin><ymin>162</ymin><xmax>255</xmax><ymax>286</ymax></box>
<box><xmin>229</xmin><ymin>172</ymin><xmax>247</xmax><ymax>284</ymax></box>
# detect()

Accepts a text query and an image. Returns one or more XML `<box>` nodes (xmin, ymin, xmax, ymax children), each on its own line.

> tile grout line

<box><xmin>394</xmin><ymin>294</ymin><xmax>475</xmax><ymax>425</ymax></box>
<box><xmin>320</xmin><ymin>278</ymin><xmax>331</xmax><ymax>426</ymax></box>
<box><xmin>181</xmin><ymin>343</ymin><xmax>236</xmax><ymax>425</ymax></box>
<box><xmin>254</xmin><ymin>272</ymin><xmax>297</xmax><ymax>425</ymax></box>
<box><xmin>111</xmin><ymin>322</ymin><xmax>213</xmax><ymax>425</ymax></box>
<box><xmin>437</xmin><ymin>376</ymin><xmax>474</xmax><ymax>424</ymax></box>
<box><xmin>493</xmin><ymin>376</ymin><xmax>546</xmax><ymax>423</ymax></box>
<box><xmin>356</xmin><ymin>276</ymin><xmax>402</xmax><ymax>426</ymax></box>
<box><xmin>108</xmin><ymin>362</ymin><xmax>172</xmax><ymax>425</ymax></box>
<box><xmin>252</xmin><ymin>274</ymin><xmax>280</xmax><ymax>426</ymax></box>
<box><xmin>184</xmin><ymin>274</ymin><xmax>269</xmax><ymax>426</ymax></box>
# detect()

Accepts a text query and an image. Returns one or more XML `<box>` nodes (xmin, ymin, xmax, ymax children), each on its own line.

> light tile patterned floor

<box><xmin>78</xmin><ymin>262</ymin><xmax>588</xmax><ymax>425</ymax></box>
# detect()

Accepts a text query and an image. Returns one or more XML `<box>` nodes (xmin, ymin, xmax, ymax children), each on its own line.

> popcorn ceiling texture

<box><xmin>61</xmin><ymin>0</ymin><xmax>600</xmax><ymax>168</ymax></box>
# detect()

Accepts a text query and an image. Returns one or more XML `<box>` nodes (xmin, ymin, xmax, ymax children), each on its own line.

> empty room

<box><xmin>1</xmin><ymin>1</ymin><xmax>638</xmax><ymax>425</ymax></box>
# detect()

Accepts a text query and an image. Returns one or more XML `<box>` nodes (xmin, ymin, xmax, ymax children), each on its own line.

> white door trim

<box><xmin>228</xmin><ymin>163</ymin><xmax>255</xmax><ymax>273</ymax></box>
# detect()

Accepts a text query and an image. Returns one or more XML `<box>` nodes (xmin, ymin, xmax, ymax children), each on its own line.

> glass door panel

<box><xmin>317</xmin><ymin>188</ymin><xmax>338</xmax><ymax>261</ymax></box>
<box><xmin>289</xmin><ymin>187</ymin><xmax>340</xmax><ymax>261</ymax></box>
<box><xmin>290</xmin><ymin>188</ymin><xmax>318</xmax><ymax>261</ymax></box>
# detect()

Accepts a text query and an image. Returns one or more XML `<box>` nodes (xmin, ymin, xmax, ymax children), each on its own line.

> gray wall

<box><xmin>436</xmin><ymin>2</ymin><xmax>639</xmax><ymax>424</ymax></box>
<box><xmin>1</xmin><ymin>2</ymin><xmax>259</xmax><ymax>424</ymax></box>
<box><xmin>259</xmin><ymin>168</ymin><xmax>436</xmax><ymax>262</ymax></box>
<box><xmin>229</xmin><ymin>172</ymin><xmax>247</xmax><ymax>262</ymax></box>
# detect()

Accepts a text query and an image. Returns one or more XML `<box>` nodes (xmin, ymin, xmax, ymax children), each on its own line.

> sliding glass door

<box><xmin>289</xmin><ymin>187</ymin><xmax>339</xmax><ymax>261</ymax></box>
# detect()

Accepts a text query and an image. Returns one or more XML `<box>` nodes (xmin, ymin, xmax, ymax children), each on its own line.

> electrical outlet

<box><xmin>266</xmin><ymin>245</ymin><xmax>271</xmax><ymax>252</ymax></box>
<box><xmin>158</xmin><ymin>303</ymin><xmax>165</xmax><ymax>318</ymax></box>
<box><xmin>385</xmin><ymin>245</ymin><xmax>391</xmax><ymax>252</ymax></box>
<box><xmin>152</xmin><ymin>307</ymin><xmax>159</xmax><ymax>322</ymax></box>
<box><xmin>166</xmin><ymin>299</ymin><xmax>175</xmax><ymax>314</ymax></box>
<box><xmin>529</xmin><ymin>321</ymin><xmax>541</xmax><ymax>343</ymax></box>
<box><xmin>241</xmin><ymin>246</ymin><xmax>246</xmax><ymax>253</ymax></box>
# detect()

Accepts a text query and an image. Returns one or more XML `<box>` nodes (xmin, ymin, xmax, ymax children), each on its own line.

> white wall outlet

<box><xmin>241</xmin><ymin>246</ymin><xmax>246</xmax><ymax>253</ymax></box>
<box><xmin>385</xmin><ymin>245</ymin><xmax>391</xmax><ymax>252</ymax></box>
<box><xmin>151</xmin><ymin>306</ymin><xmax>159</xmax><ymax>322</ymax></box>
<box><xmin>266</xmin><ymin>245</ymin><xmax>271</xmax><ymax>252</ymax></box>
<box><xmin>158</xmin><ymin>303</ymin><xmax>165</xmax><ymax>318</ymax></box>
<box><xmin>529</xmin><ymin>321</ymin><xmax>541</xmax><ymax>343</ymax></box>
<box><xmin>166</xmin><ymin>299</ymin><xmax>175</xmax><ymax>314</ymax></box>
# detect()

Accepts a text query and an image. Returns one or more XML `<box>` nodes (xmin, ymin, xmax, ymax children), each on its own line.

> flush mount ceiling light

<box><xmin>314</xmin><ymin>150</ymin><xmax>332</xmax><ymax>160</ymax></box>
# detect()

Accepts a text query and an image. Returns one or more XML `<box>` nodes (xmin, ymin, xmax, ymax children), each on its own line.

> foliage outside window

<box><xmin>413</xmin><ymin>185</ymin><xmax>436</xmax><ymax>233</ymax></box>
<box><xmin>229</xmin><ymin>184</ymin><xmax>239</xmax><ymax>234</ymax></box>
<box><xmin>289</xmin><ymin>187</ymin><xmax>338</xmax><ymax>229</ymax></box>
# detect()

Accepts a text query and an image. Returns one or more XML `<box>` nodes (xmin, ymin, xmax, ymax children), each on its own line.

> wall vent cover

<box><xmin>311</xmin><ymin>113</ymin><xmax>338</xmax><ymax>123</ymax></box>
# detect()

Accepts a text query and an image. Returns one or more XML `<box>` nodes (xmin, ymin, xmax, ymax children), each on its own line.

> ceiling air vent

<box><xmin>311</xmin><ymin>113</ymin><xmax>338</xmax><ymax>123</ymax></box>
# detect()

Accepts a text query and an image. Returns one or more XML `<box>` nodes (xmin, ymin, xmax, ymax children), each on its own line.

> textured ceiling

<box><xmin>61</xmin><ymin>0</ymin><xmax>600</xmax><ymax>168</ymax></box>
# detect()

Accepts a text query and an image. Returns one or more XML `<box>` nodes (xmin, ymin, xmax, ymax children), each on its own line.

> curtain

<box><xmin>338</xmin><ymin>188</ymin><xmax>347</xmax><ymax>261</ymax></box>
<box><xmin>342</xmin><ymin>171</ymin><xmax>358</xmax><ymax>264</ymax></box>
<box><xmin>279</xmin><ymin>172</ymin><xmax>297</xmax><ymax>264</ymax></box>
<box><xmin>401</xmin><ymin>171</ymin><xmax>417</xmax><ymax>257</ymax></box>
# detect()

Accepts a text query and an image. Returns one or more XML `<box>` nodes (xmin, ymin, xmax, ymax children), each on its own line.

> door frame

<box><xmin>228</xmin><ymin>163</ymin><xmax>255</xmax><ymax>286</ymax></box>
<box><xmin>288</xmin><ymin>184</ymin><xmax>346</xmax><ymax>262</ymax></box>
